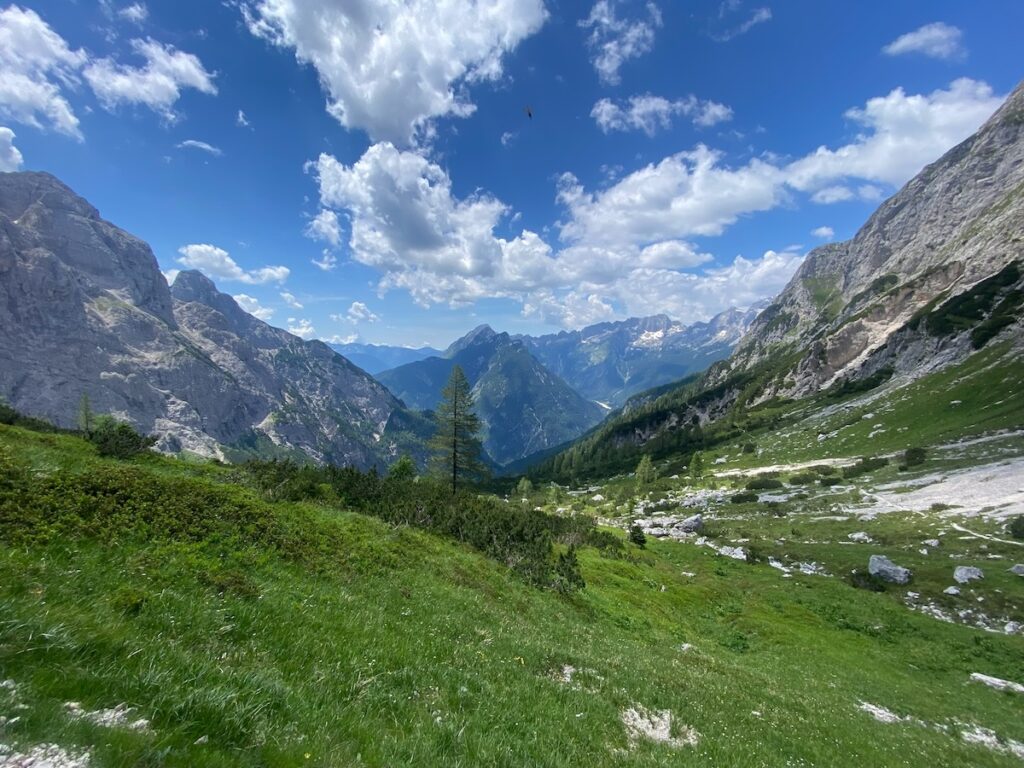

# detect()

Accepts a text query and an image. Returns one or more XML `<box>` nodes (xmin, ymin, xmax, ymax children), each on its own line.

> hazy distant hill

<box><xmin>327</xmin><ymin>342</ymin><xmax>442</xmax><ymax>375</ymax></box>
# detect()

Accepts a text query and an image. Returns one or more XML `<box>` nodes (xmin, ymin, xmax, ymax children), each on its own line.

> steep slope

<box><xmin>531</xmin><ymin>80</ymin><xmax>1024</xmax><ymax>480</ymax></box>
<box><xmin>519</xmin><ymin>308</ymin><xmax>760</xmax><ymax>406</ymax></box>
<box><xmin>378</xmin><ymin>327</ymin><xmax>605</xmax><ymax>465</ymax></box>
<box><xmin>718</xmin><ymin>79</ymin><xmax>1024</xmax><ymax>397</ymax></box>
<box><xmin>327</xmin><ymin>342</ymin><xmax>442</xmax><ymax>374</ymax></box>
<box><xmin>0</xmin><ymin>171</ymin><xmax>427</xmax><ymax>468</ymax></box>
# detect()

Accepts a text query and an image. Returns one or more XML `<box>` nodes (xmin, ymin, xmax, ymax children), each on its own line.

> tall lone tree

<box><xmin>429</xmin><ymin>365</ymin><xmax>486</xmax><ymax>493</ymax></box>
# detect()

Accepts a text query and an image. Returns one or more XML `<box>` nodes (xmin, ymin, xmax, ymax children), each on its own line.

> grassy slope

<box><xmin>1</xmin><ymin>427</ymin><xmax>1023</xmax><ymax>766</ymax></box>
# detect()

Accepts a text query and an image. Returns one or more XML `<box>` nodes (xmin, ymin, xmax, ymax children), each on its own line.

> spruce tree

<box><xmin>634</xmin><ymin>454</ymin><xmax>656</xmax><ymax>488</ymax></box>
<box><xmin>689</xmin><ymin>450</ymin><xmax>704</xmax><ymax>480</ymax></box>
<box><xmin>77</xmin><ymin>393</ymin><xmax>93</xmax><ymax>436</ymax></box>
<box><xmin>428</xmin><ymin>365</ymin><xmax>486</xmax><ymax>493</ymax></box>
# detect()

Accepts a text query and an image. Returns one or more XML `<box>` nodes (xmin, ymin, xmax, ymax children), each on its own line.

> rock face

<box><xmin>719</xmin><ymin>79</ymin><xmax>1024</xmax><ymax>397</ymax></box>
<box><xmin>869</xmin><ymin>555</ymin><xmax>912</xmax><ymax>585</ymax></box>
<box><xmin>378</xmin><ymin>326</ymin><xmax>605</xmax><ymax>466</ymax></box>
<box><xmin>0</xmin><ymin>171</ymin><xmax>427</xmax><ymax>467</ymax></box>
<box><xmin>954</xmin><ymin>566</ymin><xmax>985</xmax><ymax>584</ymax></box>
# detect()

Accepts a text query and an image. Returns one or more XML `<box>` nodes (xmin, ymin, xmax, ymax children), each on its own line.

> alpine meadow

<box><xmin>1</xmin><ymin>2</ymin><xmax>1023</xmax><ymax>766</ymax></box>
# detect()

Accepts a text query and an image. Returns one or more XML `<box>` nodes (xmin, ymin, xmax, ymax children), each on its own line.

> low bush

<box><xmin>788</xmin><ymin>472</ymin><xmax>818</xmax><ymax>485</ymax></box>
<box><xmin>730</xmin><ymin>491</ymin><xmax>759</xmax><ymax>504</ymax></box>
<box><xmin>819</xmin><ymin>476</ymin><xmax>843</xmax><ymax>487</ymax></box>
<box><xmin>88</xmin><ymin>415</ymin><xmax>157</xmax><ymax>459</ymax></box>
<box><xmin>628</xmin><ymin>523</ymin><xmax>647</xmax><ymax>548</ymax></box>
<box><xmin>843</xmin><ymin>456</ymin><xmax>888</xmax><ymax>479</ymax></box>
<box><xmin>745</xmin><ymin>477</ymin><xmax>784</xmax><ymax>491</ymax></box>
<box><xmin>848</xmin><ymin>569</ymin><xmax>886</xmax><ymax>592</ymax></box>
<box><xmin>1010</xmin><ymin>516</ymin><xmax>1024</xmax><ymax>540</ymax></box>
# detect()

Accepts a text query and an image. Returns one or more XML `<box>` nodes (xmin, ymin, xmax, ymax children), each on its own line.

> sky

<box><xmin>0</xmin><ymin>1</ymin><xmax>1020</xmax><ymax>348</ymax></box>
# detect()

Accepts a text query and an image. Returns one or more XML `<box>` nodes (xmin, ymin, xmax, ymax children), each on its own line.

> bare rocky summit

<box><xmin>0</xmin><ymin>171</ymin><xmax>424</xmax><ymax>467</ymax></box>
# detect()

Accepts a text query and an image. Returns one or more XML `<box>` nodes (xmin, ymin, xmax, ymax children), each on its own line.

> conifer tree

<box><xmin>635</xmin><ymin>454</ymin><xmax>656</xmax><ymax>488</ymax></box>
<box><xmin>689</xmin><ymin>450</ymin><xmax>705</xmax><ymax>480</ymax></box>
<box><xmin>428</xmin><ymin>365</ymin><xmax>486</xmax><ymax>493</ymax></box>
<box><xmin>77</xmin><ymin>393</ymin><xmax>93</xmax><ymax>436</ymax></box>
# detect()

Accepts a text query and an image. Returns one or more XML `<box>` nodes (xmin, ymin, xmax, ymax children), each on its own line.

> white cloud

<box><xmin>308</xmin><ymin>78</ymin><xmax>1005</xmax><ymax>329</ymax></box>
<box><xmin>711</xmin><ymin>5</ymin><xmax>771</xmax><ymax>42</ymax></box>
<box><xmin>234</xmin><ymin>293</ymin><xmax>275</xmax><ymax>320</ymax></box>
<box><xmin>84</xmin><ymin>38</ymin><xmax>216</xmax><ymax>121</ymax></box>
<box><xmin>177</xmin><ymin>244</ymin><xmax>290</xmax><ymax>285</ymax></box>
<box><xmin>236</xmin><ymin>109</ymin><xmax>250</xmax><ymax>128</ymax></box>
<box><xmin>312</xmin><ymin>250</ymin><xmax>337</xmax><ymax>271</ymax></box>
<box><xmin>242</xmin><ymin>0</ymin><xmax>547</xmax><ymax>145</ymax></box>
<box><xmin>162</xmin><ymin>268</ymin><xmax>180</xmax><ymax>285</ymax></box>
<box><xmin>344</xmin><ymin>301</ymin><xmax>379</xmax><ymax>323</ymax></box>
<box><xmin>305</xmin><ymin>208</ymin><xmax>341</xmax><ymax>246</ymax></box>
<box><xmin>176</xmin><ymin>139</ymin><xmax>222</xmax><ymax>156</ymax></box>
<box><xmin>287</xmin><ymin>317</ymin><xmax>315</xmax><ymax>339</ymax></box>
<box><xmin>811</xmin><ymin>225</ymin><xmax>834</xmax><ymax>239</ymax></box>
<box><xmin>500</xmin><ymin>130</ymin><xmax>517</xmax><ymax>146</ymax></box>
<box><xmin>118</xmin><ymin>3</ymin><xmax>149</xmax><ymax>25</ymax></box>
<box><xmin>592</xmin><ymin>94</ymin><xmax>733</xmax><ymax>135</ymax></box>
<box><xmin>785</xmin><ymin>78</ymin><xmax>1001</xmax><ymax>191</ymax></box>
<box><xmin>324</xmin><ymin>333</ymin><xmax>358</xmax><ymax>345</ymax></box>
<box><xmin>280</xmin><ymin>291</ymin><xmax>303</xmax><ymax>309</ymax></box>
<box><xmin>580</xmin><ymin>1</ymin><xmax>662</xmax><ymax>86</ymax></box>
<box><xmin>883</xmin><ymin>22</ymin><xmax>964</xmax><ymax>60</ymax></box>
<box><xmin>0</xmin><ymin>5</ymin><xmax>87</xmax><ymax>139</ymax></box>
<box><xmin>0</xmin><ymin>125</ymin><xmax>23</xmax><ymax>170</ymax></box>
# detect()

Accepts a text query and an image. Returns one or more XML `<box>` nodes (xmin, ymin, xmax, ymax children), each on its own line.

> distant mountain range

<box><xmin>377</xmin><ymin>327</ymin><xmax>606</xmax><ymax>466</ymax></box>
<box><xmin>327</xmin><ymin>342</ymin><xmax>442</xmax><ymax>375</ymax></box>
<box><xmin>0</xmin><ymin>171</ymin><xmax>430</xmax><ymax>469</ymax></box>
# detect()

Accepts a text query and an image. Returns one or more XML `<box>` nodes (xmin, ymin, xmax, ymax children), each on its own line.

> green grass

<box><xmin>1</xmin><ymin>425</ymin><xmax>1023</xmax><ymax>766</ymax></box>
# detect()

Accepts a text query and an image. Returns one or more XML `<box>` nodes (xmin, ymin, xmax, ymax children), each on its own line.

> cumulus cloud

<box><xmin>305</xmin><ymin>208</ymin><xmax>341</xmax><ymax>247</ymax></box>
<box><xmin>883</xmin><ymin>22</ymin><xmax>964</xmax><ymax>60</ymax></box>
<box><xmin>242</xmin><ymin>0</ymin><xmax>547</xmax><ymax>145</ymax></box>
<box><xmin>236</xmin><ymin>109</ymin><xmax>250</xmax><ymax>128</ymax></box>
<box><xmin>0</xmin><ymin>5</ymin><xmax>87</xmax><ymax>139</ymax></box>
<box><xmin>234</xmin><ymin>293</ymin><xmax>275</xmax><ymax>320</ymax></box>
<box><xmin>308</xmin><ymin>78</ymin><xmax>1004</xmax><ymax>329</ymax></box>
<box><xmin>176</xmin><ymin>139</ymin><xmax>221</xmax><ymax>156</ymax></box>
<box><xmin>280</xmin><ymin>290</ymin><xmax>303</xmax><ymax>309</ymax></box>
<box><xmin>811</xmin><ymin>226</ymin><xmax>834</xmax><ymax>239</ymax></box>
<box><xmin>287</xmin><ymin>317</ymin><xmax>315</xmax><ymax>339</ymax></box>
<box><xmin>177</xmin><ymin>244</ymin><xmax>290</xmax><ymax>285</ymax></box>
<box><xmin>592</xmin><ymin>94</ymin><xmax>733</xmax><ymax>135</ymax></box>
<box><xmin>0</xmin><ymin>125</ymin><xmax>23</xmax><ymax>170</ymax></box>
<box><xmin>580</xmin><ymin>1</ymin><xmax>662</xmax><ymax>86</ymax></box>
<box><xmin>84</xmin><ymin>38</ymin><xmax>217</xmax><ymax>121</ymax></box>
<box><xmin>343</xmin><ymin>301</ymin><xmax>380</xmax><ymax>323</ymax></box>
<box><xmin>785</xmin><ymin>78</ymin><xmax>1001</xmax><ymax>191</ymax></box>
<box><xmin>118</xmin><ymin>3</ymin><xmax>149</xmax><ymax>25</ymax></box>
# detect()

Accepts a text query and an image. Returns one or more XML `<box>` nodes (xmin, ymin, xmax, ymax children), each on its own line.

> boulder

<box><xmin>1009</xmin><ymin>564</ymin><xmax>1024</xmax><ymax>577</ymax></box>
<box><xmin>677</xmin><ymin>513</ymin><xmax>703</xmax><ymax>533</ymax></box>
<box><xmin>944</xmin><ymin>586</ymin><xmax>961</xmax><ymax>596</ymax></box>
<box><xmin>954</xmin><ymin>566</ymin><xmax>984</xmax><ymax>584</ymax></box>
<box><xmin>868</xmin><ymin>555</ymin><xmax>912</xmax><ymax>585</ymax></box>
<box><xmin>923</xmin><ymin>539</ymin><xmax>940</xmax><ymax>548</ymax></box>
<box><xmin>848</xmin><ymin>532</ymin><xmax>872</xmax><ymax>543</ymax></box>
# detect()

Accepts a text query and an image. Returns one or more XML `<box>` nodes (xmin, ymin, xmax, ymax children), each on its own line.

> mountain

<box><xmin>533</xmin><ymin>80</ymin><xmax>1024</xmax><ymax>480</ymax></box>
<box><xmin>518</xmin><ymin>307</ymin><xmax>762</xmax><ymax>407</ymax></box>
<box><xmin>0</xmin><ymin>171</ymin><xmax>430</xmax><ymax>468</ymax></box>
<box><xmin>377</xmin><ymin>327</ymin><xmax>605</xmax><ymax>466</ymax></box>
<box><xmin>327</xmin><ymin>341</ymin><xmax>442</xmax><ymax>375</ymax></box>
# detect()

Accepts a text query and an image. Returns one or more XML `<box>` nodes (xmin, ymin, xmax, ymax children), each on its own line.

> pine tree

<box><xmin>689</xmin><ymin>450</ymin><xmax>704</xmax><ymax>480</ymax></box>
<box><xmin>388</xmin><ymin>455</ymin><xmax>416</xmax><ymax>481</ymax></box>
<box><xmin>428</xmin><ymin>365</ymin><xmax>486</xmax><ymax>493</ymax></box>
<box><xmin>634</xmin><ymin>454</ymin><xmax>656</xmax><ymax>488</ymax></box>
<box><xmin>77</xmin><ymin>393</ymin><xmax>93</xmax><ymax>436</ymax></box>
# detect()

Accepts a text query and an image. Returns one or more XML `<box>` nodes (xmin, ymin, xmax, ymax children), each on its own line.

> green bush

<box><xmin>742</xmin><ymin>442</ymin><xmax>757</xmax><ymax>454</ymax></box>
<box><xmin>1010</xmin><ymin>516</ymin><xmax>1024</xmax><ymax>540</ymax></box>
<box><xmin>730</xmin><ymin>491</ymin><xmax>759</xmax><ymax>503</ymax></box>
<box><xmin>898</xmin><ymin>447</ymin><xmax>927</xmax><ymax>472</ymax></box>
<box><xmin>843</xmin><ymin>456</ymin><xmax>888</xmax><ymax>479</ymax></box>
<box><xmin>89</xmin><ymin>415</ymin><xmax>157</xmax><ymax>459</ymax></box>
<box><xmin>848</xmin><ymin>569</ymin><xmax>886</xmax><ymax>592</ymax></box>
<box><xmin>745</xmin><ymin>477</ymin><xmax>783</xmax><ymax>491</ymax></box>
<box><xmin>788</xmin><ymin>472</ymin><xmax>818</xmax><ymax>485</ymax></box>
<box><xmin>819</xmin><ymin>476</ymin><xmax>843</xmax><ymax>487</ymax></box>
<box><xmin>552</xmin><ymin>546</ymin><xmax>585</xmax><ymax>593</ymax></box>
<box><xmin>628</xmin><ymin>523</ymin><xmax>647</xmax><ymax>549</ymax></box>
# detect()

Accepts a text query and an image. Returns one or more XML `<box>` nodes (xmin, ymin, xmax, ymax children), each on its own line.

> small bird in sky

<box><xmin>524</xmin><ymin>105</ymin><xmax>533</xmax><ymax>120</ymax></box>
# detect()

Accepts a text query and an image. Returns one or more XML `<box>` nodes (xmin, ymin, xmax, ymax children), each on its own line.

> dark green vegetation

<box><xmin>428</xmin><ymin>365</ymin><xmax>488</xmax><ymax>493</ymax></box>
<box><xmin>1</xmin><ymin>423</ymin><xmax>1023</xmax><ymax>766</ymax></box>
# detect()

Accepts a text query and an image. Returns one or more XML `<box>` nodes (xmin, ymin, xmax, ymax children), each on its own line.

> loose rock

<box><xmin>869</xmin><ymin>555</ymin><xmax>912</xmax><ymax>584</ymax></box>
<box><xmin>954</xmin><ymin>566</ymin><xmax>984</xmax><ymax>584</ymax></box>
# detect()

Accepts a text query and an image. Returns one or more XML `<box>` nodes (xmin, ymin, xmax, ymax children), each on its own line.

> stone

<box><xmin>868</xmin><ymin>555</ymin><xmax>912</xmax><ymax>585</ymax></box>
<box><xmin>944</xmin><ymin>586</ymin><xmax>961</xmax><ymax>595</ymax></box>
<box><xmin>954</xmin><ymin>566</ymin><xmax>984</xmax><ymax>584</ymax></box>
<box><xmin>677</xmin><ymin>513</ymin><xmax>703</xmax><ymax>533</ymax></box>
<box><xmin>848</xmin><ymin>531</ymin><xmax>872</xmax><ymax>543</ymax></box>
<box><xmin>923</xmin><ymin>539</ymin><xmax>940</xmax><ymax>548</ymax></box>
<box><xmin>1009</xmin><ymin>564</ymin><xmax>1024</xmax><ymax>576</ymax></box>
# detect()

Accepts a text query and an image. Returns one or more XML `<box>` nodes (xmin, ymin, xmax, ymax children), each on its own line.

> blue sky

<box><xmin>1</xmin><ymin>0</ymin><xmax>1020</xmax><ymax>348</ymax></box>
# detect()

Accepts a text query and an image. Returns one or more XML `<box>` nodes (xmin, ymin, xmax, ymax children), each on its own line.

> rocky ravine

<box><xmin>0</xmin><ymin>171</ymin><xmax>423</xmax><ymax>468</ymax></box>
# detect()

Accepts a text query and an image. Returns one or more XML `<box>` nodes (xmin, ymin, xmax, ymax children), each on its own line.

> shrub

<box><xmin>819</xmin><ymin>476</ymin><xmax>843</xmax><ymax>487</ymax></box>
<box><xmin>742</xmin><ymin>443</ymin><xmax>757</xmax><ymax>454</ymax></box>
<box><xmin>388</xmin><ymin>455</ymin><xmax>416</xmax><ymax>481</ymax></box>
<box><xmin>1010</xmin><ymin>516</ymin><xmax>1024</xmax><ymax>540</ymax></box>
<box><xmin>788</xmin><ymin>472</ymin><xmax>818</xmax><ymax>485</ymax></box>
<box><xmin>730</xmin><ymin>491</ymin><xmax>759</xmax><ymax>504</ymax></box>
<box><xmin>843</xmin><ymin>456</ymin><xmax>888</xmax><ymax>479</ymax></box>
<box><xmin>745</xmin><ymin>477</ymin><xmax>783</xmax><ymax>491</ymax></box>
<box><xmin>552</xmin><ymin>546</ymin><xmax>585</xmax><ymax>593</ymax></box>
<box><xmin>628</xmin><ymin>523</ymin><xmax>647</xmax><ymax>548</ymax></box>
<box><xmin>901</xmin><ymin>447</ymin><xmax>927</xmax><ymax>469</ymax></box>
<box><xmin>848</xmin><ymin>569</ymin><xmax>886</xmax><ymax>592</ymax></box>
<box><xmin>89</xmin><ymin>416</ymin><xmax>157</xmax><ymax>459</ymax></box>
<box><xmin>809</xmin><ymin>464</ymin><xmax>837</xmax><ymax>475</ymax></box>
